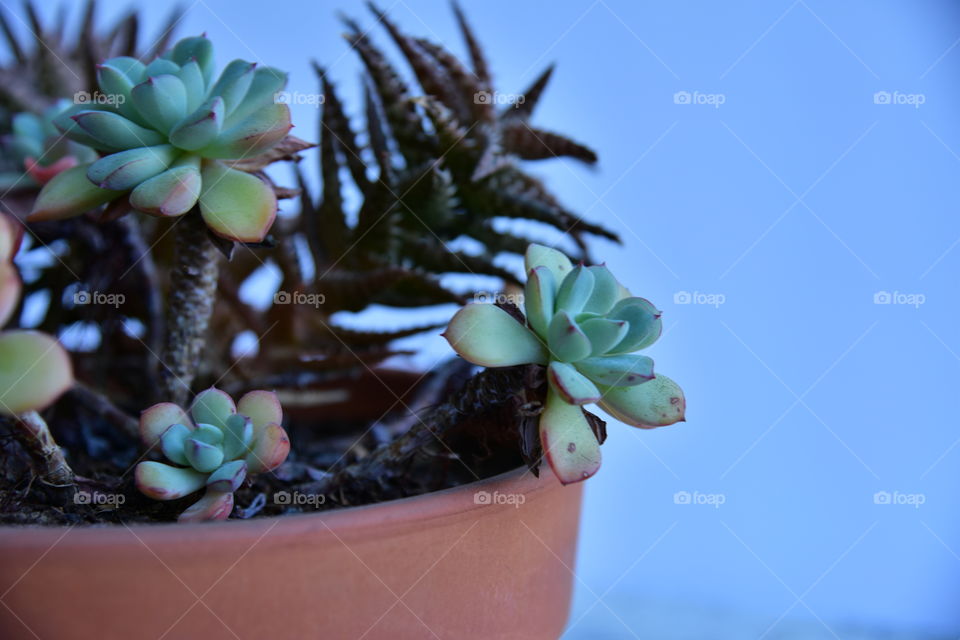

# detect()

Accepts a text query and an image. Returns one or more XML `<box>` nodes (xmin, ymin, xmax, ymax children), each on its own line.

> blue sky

<box><xmin>10</xmin><ymin>0</ymin><xmax>960</xmax><ymax>637</ymax></box>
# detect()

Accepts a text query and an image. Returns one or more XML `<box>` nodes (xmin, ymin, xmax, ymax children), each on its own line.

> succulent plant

<box><xmin>444</xmin><ymin>243</ymin><xmax>685</xmax><ymax>484</ymax></box>
<box><xmin>0</xmin><ymin>100</ymin><xmax>97</xmax><ymax>191</ymax></box>
<box><xmin>27</xmin><ymin>35</ymin><xmax>292</xmax><ymax>242</ymax></box>
<box><xmin>0</xmin><ymin>213</ymin><xmax>73</xmax><ymax>416</ymax></box>
<box><xmin>136</xmin><ymin>388</ymin><xmax>290</xmax><ymax>522</ymax></box>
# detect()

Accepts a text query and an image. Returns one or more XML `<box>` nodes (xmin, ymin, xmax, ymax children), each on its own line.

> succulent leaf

<box><xmin>598</xmin><ymin>374</ymin><xmax>686</xmax><ymax>428</ymax></box>
<box><xmin>144</xmin><ymin>57</ymin><xmax>181</xmax><ymax>77</ymax></box>
<box><xmin>28</xmin><ymin>164</ymin><xmax>123</xmax><ymax>221</ymax></box>
<box><xmin>548</xmin><ymin>361</ymin><xmax>601</xmax><ymax>405</ymax></box>
<box><xmin>192</xmin><ymin>422</ymin><xmax>225</xmax><ymax>446</ymax></box>
<box><xmin>95</xmin><ymin>63</ymin><xmax>142</xmax><ymax>124</ymax></box>
<box><xmin>170</xmin><ymin>36</ymin><xmax>215</xmax><ymax>83</ymax></box>
<box><xmin>209</xmin><ymin>59</ymin><xmax>257</xmax><ymax>115</ymax></box>
<box><xmin>220</xmin><ymin>413</ymin><xmax>254</xmax><ymax>460</ymax></box>
<box><xmin>583</xmin><ymin>266</ymin><xmax>620</xmax><ymax>315</ymax></box>
<box><xmin>184</xmin><ymin>437</ymin><xmax>225</xmax><ymax>473</ymax></box>
<box><xmin>206</xmin><ymin>460</ymin><xmax>247</xmax><ymax>493</ymax></box>
<box><xmin>524</xmin><ymin>243</ymin><xmax>573</xmax><ymax>289</ymax></box>
<box><xmin>539</xmin><ymin>388</ymin><xmax>601</xmax><ymax>485</ymax></box>
<box><xmin>131</xmin><ymin>74</ymin><xmax>189</xmax><ymax>134</ymax></box>
<box><xmin>236</xmin><ymin>390</ymin><xmax>283</xmax><ymax>432</ymax></box>
<box><xmin>190</xmin><ymin>387</ymin><xmax>236</xmax><ymax>429</ymax></box>
<box><xmin>159</xmin><ymin>423</ymin><xmax>193</xmax><ymax>466</ymax></box>
<box><xmin>575</xmin><ymin>354</ymin><xmax>654</xmax><ymax>387</ymax></box>
<box><xmin>139</xmin><ymin>402</ymin><xmax>192</xmax><ymax>448</ymax></box>
<box><xmin>523</xmin><ymin>265</ymin><xmax>555</xmax><ymax>338</ymax></box>
<box><xmin>0</xmin><ymin>331</ymin><xmax>73</xmax><ymax>416</ymax></box>
<box><xmin>178</xmin><ymin>489</ymin><xmax>234</xmax><ymax>523</ymax></box>
<box><xmin>228</xmin><ymin>67</ymin><xmax>288</xmax><ymax>121</ymax></box>
<box><xmin>607</xmin><ymin>297</ymin><xmax>662</xmax><ymax>353</ymax></box>
<box><xmin>71</xmin><ymin>110</ymin><xmax>167</xmax><ymax>150</ymax></box>
<box><xmin>202</xmin><ymin>103</ymin><xmax>292</xmax><ymax>159</ymax></box>
<box><xmin>0</xmin><ymin>264</ymin><xmax>21</xmax><ymax>327</ymax></box>
<box><xmin>135</xmin><ymin>461</ymin><xmax>207</xmax><ymax>500</ymax></box>
<box><xmin>444</xmin><ymin>303</ymin><xmax>548</xmax><ymax>367</ymax></box>
<box><xmin>245</xmin><ymin>423</ymin><xmax>290</xmax><ymax>473</ymax></box>
<box><xmin>555</xmin><ymin>265</ymin><xmax>595</xmax><ymax>316</ymax></box>
<box><xmin>129</xmin><ymin>162</ymin><xmax>202</xmax><ymax>217</ymax></box>
<box><xmin>547</xmin><ymin>310</ymin><xmax>592</xmax><ymax>363</ymax></box>
<box><xmin>87</xmin><ymin>144</ymin><xmax>179</xmax><ymax>191</ymax></box>
<box><xmin>580</xmin><ymin>317</ymin><xmax>629</xmax><ymax>356</ymax></box>
<box><xmin>198</xmin><ymin>161</ymin><xmax>277</xmax><ymax>242</ymax></box>
<box><xmin>177</xmin><ymin>60</ymin><xmax>207</xmax><ymax>112</ymax></box>
<box><xmin>169</xmin><ymin>97</ymin><xmax>224</xmax><ymax>151</ymax></box>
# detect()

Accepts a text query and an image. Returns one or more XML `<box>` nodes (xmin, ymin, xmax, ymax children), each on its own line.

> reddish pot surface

<box><xmin>0</xmin><ymin>465</ymin><xmax>583</xmax><ymax>639</ymax></box>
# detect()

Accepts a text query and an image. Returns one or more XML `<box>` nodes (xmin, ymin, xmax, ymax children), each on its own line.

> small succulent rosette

<box><xmin>136</xmin><ymin>388</ymin><xmax>290</xmax><ymax>522</ymax></box>
<box><xmin>0</xmin><ymin>213</ymin><xmax>73</xmax><ymax>416</ymax></box>
<box><xmin>444</xmin><ymin>243</ymin><xmax>685</xmax><ymax>484</ymax></box>
<box><xmin>0</xmin><ymin>100</ymin><xmax>97</xmax><ymax>191</ymax></box>
<box><xmin>28</xmin><ymin>35</ymin><xmax>292</xmax><ymax>242</ymax></box>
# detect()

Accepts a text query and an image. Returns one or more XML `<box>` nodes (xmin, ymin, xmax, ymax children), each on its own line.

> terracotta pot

<box><xmin>0</xmin><ymin>465</ymin><xmax>583</xmax><ymax>639</ymax></box>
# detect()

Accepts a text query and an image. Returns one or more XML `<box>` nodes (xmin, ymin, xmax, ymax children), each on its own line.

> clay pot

<box><xmin>0</xmin><ymin>465</ymin><xmax>583</xmax><ymax>639</ymax></box>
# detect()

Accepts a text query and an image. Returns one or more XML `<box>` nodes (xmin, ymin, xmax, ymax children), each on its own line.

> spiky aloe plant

<box><xmin>0</xmin><ymin>1</ymin><xmax>181</xmax><ymax>119</ymax></box>
<box><xmin>445</xmin><ymin>244</ymin><xmax>685</xmax><ymax>483</ymax></box>
<box><xmin>210</xmin><ymin>1</ymin><xmax>619</xmax><ymax>390</ymax></box>
<box><xmin>136</xmin><ymin>388</ymin><xmax>290</xmax><ymax>522</ymax></box>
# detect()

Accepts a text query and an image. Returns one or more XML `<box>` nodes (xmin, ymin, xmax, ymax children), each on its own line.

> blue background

<box><xmin>10</xmin><ymin>1</ymin><xmax>960</xmax><ymax>636</ymax></box>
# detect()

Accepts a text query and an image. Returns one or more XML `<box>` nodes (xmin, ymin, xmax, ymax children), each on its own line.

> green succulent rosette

<box><xmin>444</xmin><ymin>243</ymin><xmax>685</xmax><ymax>484</ymax></box>
<box><xmin>28</xmin><ymin>36</ymin><xmax>292</xmax><ymax>242</ymax></box>
<box><xmin>136</xmin><ymin>388</ymin><xmax>290</xmax><ymax>522</ymax></box>
<box><xmin>0</xmin><ymin>100</ymin><xmax>97</xmax><ymax>191</ymax></box>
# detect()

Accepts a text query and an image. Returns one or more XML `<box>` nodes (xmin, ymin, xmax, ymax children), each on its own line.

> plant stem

<box><xmin>158</xmin><ymin>211</ymin><xmax>220</xmax><ymax>406</ymax></box>
<box><xmin>11</xmin><ymin>411</ymin><xmax>73</xmax><ymax>487</ymax></box>
<box><xmin>321</xmin><ymin>364</ymin><xmax>528</xmax><ymax>503</ymax></box>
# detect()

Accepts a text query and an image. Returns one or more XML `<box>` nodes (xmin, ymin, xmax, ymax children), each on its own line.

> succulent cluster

<box><xmin>0</xmin><ymin>214</ymin><xmax>73</xmax><ymax>416</ymax></box>
<box><xmin>28</xmin><ymin>35</ymin><xmax>292</xmax><ymax>242</ymax></box>
<box><xmin>445</xmin><ymin>244</ymin><xmax>685</xmax><ymax>484</ymax></box>
<box><xmin>136</xmin><ymin>388</ymin><xmax>290</xmax><ymax>522</ymax></box>
<box><xmin>0</xmin><ymin>100</ymin><xmax>97</xmax><ymax>191</ymax></box>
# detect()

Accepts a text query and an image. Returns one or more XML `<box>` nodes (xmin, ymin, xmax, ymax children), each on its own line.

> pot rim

<box><xmin>0</xmin><ymin>464</ymin><xmax>561</xmax><ymax>547</ymax></box>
